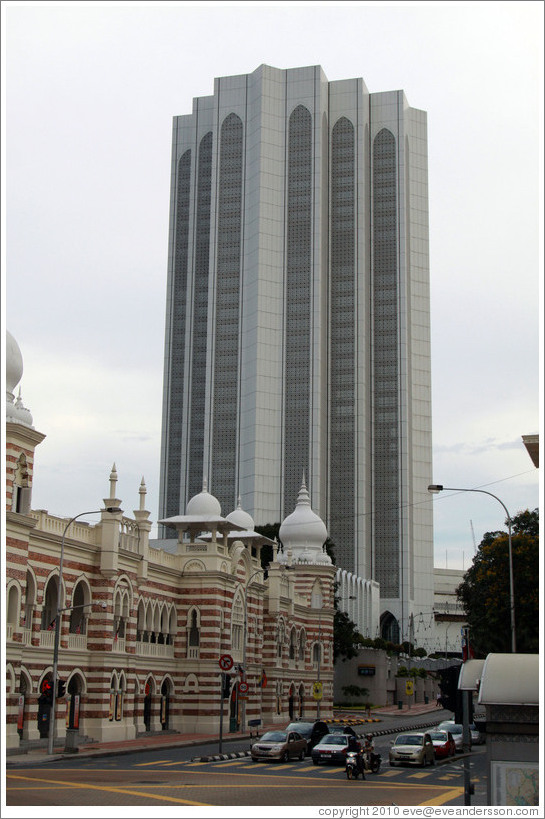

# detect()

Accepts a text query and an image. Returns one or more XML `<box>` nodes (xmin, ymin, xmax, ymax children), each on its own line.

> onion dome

<box><xmin>6</xmin><ymin>331</ymin><xmax>34</xmax><ymax>428</ymax></box>
<box><xmin>279</xmin><ymin>475</ymin><xmax>329</xmax><ymax>564</ymax></box>
<box><xmin>186</xmin><ymin>478</ymin><xmax>221</xmax><ymax>516</ymax></box>
<box><xmin>226</xmin><ymin>497</ymin><xmax>255</xmax><ymax>531</ymax></box>
<box><xmin>6</xmin><ymin>331</ymin><xmax>24</xmax><ymax>397</ymax></box>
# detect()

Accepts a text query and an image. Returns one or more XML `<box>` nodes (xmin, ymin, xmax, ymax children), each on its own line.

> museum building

<box><xmin>5</xmin><ymin>331</ymin><xmax>335</xmax><ymax>751</ymax></box>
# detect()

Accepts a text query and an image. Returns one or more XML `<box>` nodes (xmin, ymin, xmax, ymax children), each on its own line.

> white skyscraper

<box><xmin>159</xmin><ymin>64</ymin><xmax>434</xmax><ymax>639</ymax></box>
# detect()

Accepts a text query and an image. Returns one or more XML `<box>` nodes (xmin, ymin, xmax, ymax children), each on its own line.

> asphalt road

<box><xmin>5</xmin><ymin>715</ymin><xmax>489</xmax><ymax>811</ymax></box>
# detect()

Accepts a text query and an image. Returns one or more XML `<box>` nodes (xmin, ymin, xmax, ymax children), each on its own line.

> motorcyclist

<box><xmin>347</xmin><ymin>734</ymin><xmax>365</xmax><ymax>779</ymax></box>
<box><xmin>363</xmin><ymin>733</ymin><xmax>375</xmax><ymax>770</ymax></box>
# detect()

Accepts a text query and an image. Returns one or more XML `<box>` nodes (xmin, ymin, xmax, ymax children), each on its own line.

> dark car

<box><xmin>311</xmin><ymin>734</ymin><xmax>354</xmax><ymax>765</ymax></box>
<box><xmin>285</xmin><ymin>720</ymin><xmax>329</xmax><ymax>753</ymax></box>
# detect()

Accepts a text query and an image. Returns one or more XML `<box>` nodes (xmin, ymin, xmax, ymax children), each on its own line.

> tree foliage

<box><xmin>334</xmin><ymin>607</ymin><xmax>363</xmax><ymax>663</ymax></box>
<box><xmin>456</xmin><ymin>508</ymin><xmax>539</xmax><ymax>657</ymax></box>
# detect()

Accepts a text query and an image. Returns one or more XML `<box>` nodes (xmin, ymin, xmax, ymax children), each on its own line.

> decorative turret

<box><xmin>279</xmin><ymin>475</ymin><xmax>331</xmax><ymax>565</ymax></box>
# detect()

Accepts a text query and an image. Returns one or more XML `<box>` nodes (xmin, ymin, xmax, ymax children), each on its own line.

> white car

<box><xmin>437</xmin><ymin>721</ymin><xmax>469</xmax><ymax>752</ymax></box>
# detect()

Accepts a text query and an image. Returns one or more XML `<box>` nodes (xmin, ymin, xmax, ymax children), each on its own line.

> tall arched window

<box><xmin>187</xmin><ymin>608</ymin><xmax>200</xmax><ymax>659</ymax></box>
<box><xmin>41</xmin><ymin>576</ymin><xmax>59</xmax><ymax>631</ymax></box>
<box><xmin>231</xmin><ymin>592</ymin><xmax>244</xmax><ymax>657</ymax></box>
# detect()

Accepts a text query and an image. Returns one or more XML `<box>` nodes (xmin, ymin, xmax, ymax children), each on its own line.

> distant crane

<box><xmin>470</xmin><ymin>520</ymin><xmax>477</xmax><ymax>552</ymax></box>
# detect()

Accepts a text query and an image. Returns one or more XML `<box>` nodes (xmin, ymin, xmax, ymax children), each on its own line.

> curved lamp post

<box><xmin>241</xmin><ymin>567</ymin><xmax>266</xmax><ymax>732</ymax></box>
<box><xmin>428</xmin><ymin>484</ymin><xmax>515</xmax><ymax>653</ymax></box>
<box><xmin>48</xmin><ymin>507</ymin><xmax>118</xmax><ymax>755</ymax></box>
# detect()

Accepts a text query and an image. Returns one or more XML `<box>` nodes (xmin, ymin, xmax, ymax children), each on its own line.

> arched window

<box><xmin>277</xmin><ymin>618</ymin><xmax>285</xmax><ymax>659</ymax></box>
<box><xmin>231</xmin><ymin>593</ymin><xmax>244</xmax><ymax>657</ymax></box>
<box><xmin>187</xmin><ymin>608</ymin><xmax>200</xmax><ymax>659</ymax></box>
<box><xmin>23</xmin><ymin>571</ymin><xmax>36</xmax><ymax>635</ymax></box>
<box><xmin>299</xmin><ymin>629</ymin><xmax>306</xmax><ymax>662</ymax></box>
<box><xmin>311</xmin><ymin>579</ymin><xmax>323</xmax><ymax>608</ymax></box>
<box><xmin>41</xmin><ymin>576</ymin><xmax>59</xmax><ymax>631</ymax></box>
<box><xmin>69</xmin><ymin>581</ymin><xmax>88</xmax><ymax>634</ymax></box>
<box><xmin>7</xmin><ymin>584</ymin><xmax>19</xmax><ymax>629</ymax></box>
<box><xmin>289</xmin><ymin>627</ymin><xmax>297</xmax><ymax>660</ymax></box>
<box><xmin>12</xmin><ymin>453</ymin><xmax>31</xmax><ymax>514</ymax></box>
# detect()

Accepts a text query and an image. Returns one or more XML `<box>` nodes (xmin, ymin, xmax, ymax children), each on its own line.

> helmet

<box><xmin>366</xmin><ymin>733</ymin><xmax>373</xmax><ymax>740</ymax></box>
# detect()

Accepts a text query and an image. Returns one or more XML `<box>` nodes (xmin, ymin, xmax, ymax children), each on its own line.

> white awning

<box><xmin>478</xmin><ymin>653</ymin><xmax>539</xmax><ymax>706</ymax></box>
<box><xmin>458</xmin><ymin>659</ymin><xmax>485</xmax><ymax>691</ymax></box>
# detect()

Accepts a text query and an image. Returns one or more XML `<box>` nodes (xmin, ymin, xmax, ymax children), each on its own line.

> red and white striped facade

<box><xmin>5</xmin><ymin>411</ymin><xmax>335</xmax><ymax>750</ymax></box>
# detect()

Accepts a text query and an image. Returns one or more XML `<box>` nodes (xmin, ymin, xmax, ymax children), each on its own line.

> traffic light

<box><xmin>41</xmin><ymin>680</ymin><xmax>53</xmax><ymax>702</ymax></box>
<box><xmin>222</xmin><ymin>674</ymin><xmax>231</xmax><ymax>699</ymax></box>
<box><xmin>57</xmin><ymin>680</ymin><xmax>66</xmax><ymax>698</ymax></box>
<box><xmin>438</xmin><ymin>665</ymin><xmax>463</xmax><ymax>723</ymax></box>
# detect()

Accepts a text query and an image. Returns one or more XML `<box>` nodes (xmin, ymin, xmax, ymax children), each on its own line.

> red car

<box><xmin>428</xmin><ymin>729</ymin><xmax>456</xmax><ymax>759</ymax></box>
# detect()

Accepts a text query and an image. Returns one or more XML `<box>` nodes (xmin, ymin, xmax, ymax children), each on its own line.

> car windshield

<box><xmin>321</xmin><ymin>735</ymin><xmax>347</xmax><ymax>745</ymax></box>
<box><xmin>260</xmin><ymin>731</ymin><xmax>287</xmax><ymax>742</ymax></box>
<box><xmin>429</xmin><ymin>732</ymin><xmax>448</xmax><ymax>741</ymax></box>
<box><xmin>287</xmin><ymin>723</ymin><xmax>312</xmax><ymax>734</ymax></box>
<box><xmin>395</xmin><ymin>734</ymin><xmax>422</xmax><ymax>746</ymax></box>
<box><xmin>438</xmin><ymin>722</ymin><xmax>461</xmax><ymax>734</ymax></box>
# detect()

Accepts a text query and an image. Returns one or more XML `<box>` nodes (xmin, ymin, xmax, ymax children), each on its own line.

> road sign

<box><xmin>238</xmin><ymin>681</ymin><xmax>249</xmax><ymax>694</ymax></box>
<box><xmin>219</xmin><ymin>654</ymin><xmax>233</xmax><ymax>671</ymax></box>
<box><xmin>405</xmin><ymin>680</ymin><xmax>414</xmax><ymax>696</ymax></box>
<box><xmin>312</xmin><ymin>682</ymin><xmax>323</xmax><ymax>701</ymax></box>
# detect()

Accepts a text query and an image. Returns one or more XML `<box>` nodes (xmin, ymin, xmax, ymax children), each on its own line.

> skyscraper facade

<box><xmin>159</xmin><ymin>65</ymin><xmax>434</xmax><ymax>637</ymax></box>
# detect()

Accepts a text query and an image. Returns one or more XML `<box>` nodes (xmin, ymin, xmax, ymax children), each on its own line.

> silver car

<box><xmin>437</xmin><ymin>721</ymin><xmax>469</xmax><ymax>752</ymax></box>
<box><xmin>251</xmin><ymin>729</ymin><xmax>307</xmax><ymax>762</ymax></box>
<box><xmin>389</xmin><ymin>732</ymin><xmax>436</xmax><ymax>767</ymax></box>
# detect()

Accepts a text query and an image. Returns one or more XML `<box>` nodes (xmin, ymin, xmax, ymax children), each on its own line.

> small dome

<box><xmin>226</xmin><ymin>498</ymin><xmax>255</xmax><ymax>531</ymax></box>
<box><xmin>186</xmin><ymin>478</ymin><xmax>221</xmax><ymax>516</ymax></box>
<box><xmin>6</xmin><ymin>331</ymin><xmax>24</xmax><ymax>395</ymax></box>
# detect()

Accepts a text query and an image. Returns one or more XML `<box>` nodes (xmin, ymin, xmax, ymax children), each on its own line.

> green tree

<box><xmin>456</xmin><ymin>508</ymin><xmax>539</xmax><ymax>656</ymax></box>
<box><xmin>333</xmin><ymin>608</ymin><xmax>363</xmax><ymax>663</ymax></box>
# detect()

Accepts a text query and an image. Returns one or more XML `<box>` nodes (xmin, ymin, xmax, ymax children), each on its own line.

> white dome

<box><xmin>226</xmin><ymin>499</ymin><xmax>255</xmax><ymax>531</ymax></box>
<box><xmin>185</xmin><ymin>479</ymin><xmax>221</xmax><ymax>516</ymax></box>
<box><xmin>279</xmin><ymin>476</ymin><xmax>328</xmax><ymax>558</ymax></box>
<box><xmin>6</xmin><ymin>331</ymin><xmax>23</xmax><ymax>395</ymax></box>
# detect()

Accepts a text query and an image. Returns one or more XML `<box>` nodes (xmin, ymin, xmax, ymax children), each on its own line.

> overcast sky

<box><xmin>3</xmin><ymin>1</ymin><xmax>542</xmax><ymax>571</ymax></box>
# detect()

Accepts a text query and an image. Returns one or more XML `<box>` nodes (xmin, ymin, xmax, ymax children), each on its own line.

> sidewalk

<box><xmin>6</xmin><ymin>703</ymin><xmax>442</xmax><ymax>767</ymax></box>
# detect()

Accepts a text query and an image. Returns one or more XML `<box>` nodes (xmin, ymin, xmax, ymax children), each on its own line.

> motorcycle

<box><xmin>367</xmin><ymin>751</ymin><xmax>382</xmax><ymax>774</ymax></box>
<box><xmin>345</xmin><ymin>750</ymin><xmax>365</xmax><ymax>780</ymax></box>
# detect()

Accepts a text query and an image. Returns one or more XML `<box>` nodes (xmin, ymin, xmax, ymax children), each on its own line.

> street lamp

<box><xmin>241</xmin><ymin>567</ymin><xmax>266</xmax><ymax>732</ymax></box>
<box><xmin>428</xmin><ymin>484</ymin><xmax>516</xmax><ymax>653</ymax></box>
<box><xmin>48</xmin><ymin>507</ymin><xmax>118</xmax><ymax>755</ymax></box>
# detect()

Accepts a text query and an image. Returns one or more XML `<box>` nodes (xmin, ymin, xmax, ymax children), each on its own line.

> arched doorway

<box><xmin>298</xmin><ymin>684</ymin><xmax>304</xmax><ymax>718</ymax></box>
<box><xmin>288</xmin><ymin>684</ymin><xmax>295</xmax><ymax>719</ymax></box>
<box><xmin>143</xmin><ymin>680</ymin><xmax>153</xmax><ymax>731</ymax></box>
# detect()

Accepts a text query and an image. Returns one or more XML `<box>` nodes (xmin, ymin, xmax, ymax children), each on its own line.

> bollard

<box><xmin>64</xmin><ymin>728</ymin><xmax>79</xmax><ymax>753</ymax></box>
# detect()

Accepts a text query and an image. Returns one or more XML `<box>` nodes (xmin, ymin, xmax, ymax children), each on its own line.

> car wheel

<box><xmin>281</xmin><ymin>751</ymin><xmax>289</xmax><ymax>762</ymax></box>
<box><xmin>389</xmin><ymin>761</ymin><xmax>396</xmax><ymax>767</ymax></box>
<box><xmin>299</xmin><ymin>749</ymin><xmax>305</xmax><ymax>761</ymax></box>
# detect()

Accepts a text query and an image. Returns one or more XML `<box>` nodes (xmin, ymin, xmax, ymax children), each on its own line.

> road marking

<box><xmin>134</xmin><ymin>759</ymin><xmax>174</xmax><ymax>767</ymax></box>
<box><xmin>6</xmin><ymin>773</ymin><xmax>211</xmax><ymax>806</ymax></box>
<box><xmin>409</xmin><ymin>771</ymin><xmax>433</xmax><ymax>779</ymax></box>
<box><xmin>420</xmin><ymin>787</ymin><xmax>464</xmax><ymax>805</ymax></box>
<box><xmin>213</xmin><ymin>760</ymin><xmax>253</xmax><ymax>768</ymax></box>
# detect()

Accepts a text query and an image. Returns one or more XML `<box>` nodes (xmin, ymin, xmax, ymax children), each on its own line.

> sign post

<box><xmin>218</xmin><ymin>655</ymin><xmax>233</xmax><ymax>753</ymax></box>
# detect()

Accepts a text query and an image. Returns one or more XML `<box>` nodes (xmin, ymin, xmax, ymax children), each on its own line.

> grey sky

<box><xmin>3</xmin><ymin>1</ymin><xmax>542</xmax><ymax>570</ymax></box>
